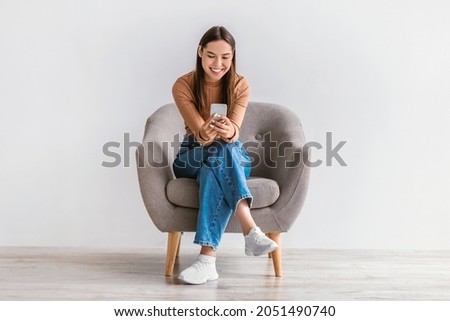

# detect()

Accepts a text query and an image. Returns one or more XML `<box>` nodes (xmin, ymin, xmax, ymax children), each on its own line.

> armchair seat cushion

<box><xmin>166</xmin><ymin>177</ymin><xmax>280</xmax><ymax>209</ymax></box>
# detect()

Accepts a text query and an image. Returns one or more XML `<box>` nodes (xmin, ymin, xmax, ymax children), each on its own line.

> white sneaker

<box><xmin>178</xmin><ymin>254</ymin><xmax>219</xmax><ymax>285</ymax></box>
<box><xmin>245</xmin><ymin>227</ymin><xmax>279</xmax><ymax>256</ymax></box>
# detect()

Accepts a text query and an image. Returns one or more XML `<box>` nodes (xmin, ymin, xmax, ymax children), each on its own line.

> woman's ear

<box><xmin>198</xmin><ymin>45</ymin><xmax>203</xmax><ymax>58</ymax></box>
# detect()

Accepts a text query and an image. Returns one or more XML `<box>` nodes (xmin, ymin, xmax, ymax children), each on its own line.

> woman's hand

<box><xmin>198</xmin><ymin>113</ymin><xmax>221</xmax><ymax>141</ymax></box>
<box><xmin>210</xmin><ymin>114</ymin><xmax>235</xmax><ymax>139</ymax></box>
<box><xmin>198</xmin><ymin>113</ymin><xmax>235</xmax><ymax>142</ymax></box>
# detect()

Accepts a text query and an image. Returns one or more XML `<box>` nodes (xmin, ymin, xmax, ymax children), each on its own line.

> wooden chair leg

<box><xmin>267</xmin><ymin>232</ymin><xmax>282</xmax><ymax>277</ymax></box>
<box><xmin>165</xmin><ymin>232</ymin><xmax>182</xmax><ymax>276</ymax></box>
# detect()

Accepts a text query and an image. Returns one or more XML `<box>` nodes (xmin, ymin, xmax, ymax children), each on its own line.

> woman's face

<box><xmin>198</xmin><ymin>40</ymin><xmax>233</xmax><ymax>82</ymax></box>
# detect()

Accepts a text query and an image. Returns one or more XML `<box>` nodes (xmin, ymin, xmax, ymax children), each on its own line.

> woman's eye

<box><xmin>207</xmin><ymin>55</ymin><xmax>215</xmax><ymax>58</ymax></box>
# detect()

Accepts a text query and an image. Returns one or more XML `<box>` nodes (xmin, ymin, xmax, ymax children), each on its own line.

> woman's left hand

<box><xmin>210</xmin><ymin>114</ymin><xmax>235</xmax><ymax>140</ymax></box>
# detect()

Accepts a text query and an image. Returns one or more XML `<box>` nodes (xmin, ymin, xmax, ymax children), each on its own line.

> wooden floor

<box><xmin>1</xmin><ymin>247</ymin><xmax>449</xmax><ymax>301</ymax></box>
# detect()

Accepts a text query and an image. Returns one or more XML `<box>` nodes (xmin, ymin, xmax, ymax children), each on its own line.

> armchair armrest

<box><xmin>255</xmin><ymin>127</ymin><xmax>310</xmax><ymax>231</ymax></box>
<box><xmin>136</xmin><ymin>105</ymin><xmax>184</xmax><ymax>231</ymax></box>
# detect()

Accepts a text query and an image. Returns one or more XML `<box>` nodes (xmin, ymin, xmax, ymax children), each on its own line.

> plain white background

<box><xmin>1</xmin><ymin>0</ymin><xmax>449</xmax><ymax>250</ymax></box>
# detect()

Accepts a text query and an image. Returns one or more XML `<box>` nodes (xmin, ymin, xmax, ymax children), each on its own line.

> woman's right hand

<box><xmin>199</xmin><ymin>113</ymin><xmax>221</xmax><ymax>141</ymax></box>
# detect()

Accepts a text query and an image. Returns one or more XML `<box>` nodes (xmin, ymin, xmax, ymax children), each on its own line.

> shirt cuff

<box><xmin>195</xmin><ymin>127</ymin><xmax>213</xmax><ymax>146</ymax></box>
<box><xmin>222</xmin><ymin>122</ymin><xmax>239</xmax><ymax>143</ymax></box>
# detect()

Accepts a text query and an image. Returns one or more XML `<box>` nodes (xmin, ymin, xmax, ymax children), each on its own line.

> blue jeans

<box><xmin>173</xmin><ymin>134</ymin><xmax>253</xmax><ymax>250</ymax></box>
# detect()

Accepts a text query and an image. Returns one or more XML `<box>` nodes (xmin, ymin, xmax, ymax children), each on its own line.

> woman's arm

<box><xmin>221</xmin><ymin>76</ymin><xmax>250</xmax><ymax>142</ymax></box>
<box><xmin>172</xmin><ymin>78</ymin><xmax>217</xmax><ymax>145</ymax></box>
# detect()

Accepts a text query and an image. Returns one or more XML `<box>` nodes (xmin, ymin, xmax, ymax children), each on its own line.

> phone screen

<box><xmin>210</xmin><ymin>103</ymin><xmax>227</xmax><ymax>116</ymax></box>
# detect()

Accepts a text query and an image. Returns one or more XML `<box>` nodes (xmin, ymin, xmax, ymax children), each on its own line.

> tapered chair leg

<box><xmin>267</xmin><ymin>232</ymin><xmax>282</xmax><ymax>277</ymax></box>
<box><xmin>165</xmin><ymin>232</ymin><xmax>182</xmax><ymax>276</ymax></box>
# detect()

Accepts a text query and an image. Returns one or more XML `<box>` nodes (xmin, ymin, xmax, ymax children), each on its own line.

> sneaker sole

<box><xmin>178</xmin><ymin>273</ymin><xmax>219</xmax><ymax>285</ymax></box>
<box><xmin>245</xmin><ymin>244</ymin><xmax>279</xmax><ymax>257</ymax></box>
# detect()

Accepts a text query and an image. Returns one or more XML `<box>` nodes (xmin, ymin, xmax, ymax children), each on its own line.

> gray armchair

<box><xmin>137</xmin><ymin>102</ymin><xmax>310</xmax><ymax>277</ymax></box>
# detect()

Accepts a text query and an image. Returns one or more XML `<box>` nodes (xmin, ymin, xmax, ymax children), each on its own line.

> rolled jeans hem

<box><xmin>233</xmin><ymin>195</ymin><xmax>253</xmax><ymax>215</ymax></box>
<box><xmin>193</xmin><ymin>240</ymin><xmax>217</xmax><ymax>251</ymax></box>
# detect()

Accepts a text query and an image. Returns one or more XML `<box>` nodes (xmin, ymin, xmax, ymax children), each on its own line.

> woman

<box><xmin>172</xmin><ymin>26</ymin><xmax>278</xmax><ymax>285</ymax></box>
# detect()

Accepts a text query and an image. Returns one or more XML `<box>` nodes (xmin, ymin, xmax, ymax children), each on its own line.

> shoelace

<box><xmin>191</xmin><ymin>259</ymin><xmax>210</xmax><ymax>271</ymax></box>
<box><xmin>248</xmin><ymin>229</ymin><xmax>266</xmax><ymax>244</ymax></box>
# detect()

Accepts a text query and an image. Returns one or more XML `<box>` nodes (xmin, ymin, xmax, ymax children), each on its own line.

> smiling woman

<box><xmin>171</xmin><ymin>26</ymin><xmax>279</xmax><ymax>285</ymax></box>
<box><xmin>200</xmin><ymin>41</ymin><xmax>233</xmax><ymax>82</ymax></box>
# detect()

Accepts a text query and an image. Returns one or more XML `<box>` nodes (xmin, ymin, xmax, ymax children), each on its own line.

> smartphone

<box><xmin>210</xmin><ymin>103</ymin><xmax>227</xmax><ymax>117</ymax></box>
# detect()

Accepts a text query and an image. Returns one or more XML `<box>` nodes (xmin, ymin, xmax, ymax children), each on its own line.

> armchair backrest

<box><xmin>141</xmin><ymin>102</ymin><xmax>307</xmax><ymax>179</ymax></box>
<box><xmin>240</xmin><ymin>102</ymin><xmax>306</xmax><ymax>178</ymax></box>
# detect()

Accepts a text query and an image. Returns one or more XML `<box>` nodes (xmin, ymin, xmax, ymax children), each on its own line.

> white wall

<box><xmin>1</xmin><ymin>0</ymin><xmax>449</xmax><ymax>250</ymax></box>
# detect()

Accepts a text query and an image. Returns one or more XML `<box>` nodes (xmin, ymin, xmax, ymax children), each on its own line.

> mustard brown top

<box><xmin>172</xmin><ymin>71</ymin><xmax>250</xmax><ymax>145</ymax></box>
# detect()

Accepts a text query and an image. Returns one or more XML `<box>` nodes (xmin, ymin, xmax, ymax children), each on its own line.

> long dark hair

<box><xmin>193</xmin><ymin>26</ymin><xmax>236</xmax><ymax>115</ymax></box>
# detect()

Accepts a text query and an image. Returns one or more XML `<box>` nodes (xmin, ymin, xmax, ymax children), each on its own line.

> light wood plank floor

<box><xmin>1</xmin><ymin>247</ymin><xmax>449</xmax><ymax>301</ymax></box>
